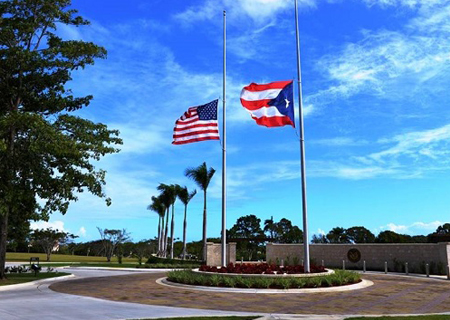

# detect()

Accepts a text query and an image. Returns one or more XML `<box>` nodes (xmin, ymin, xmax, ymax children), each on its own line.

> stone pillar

<box><xmin>206</xmin><ymin>242</ymin><xmax>237</xmax><ymax>266</ymax></box>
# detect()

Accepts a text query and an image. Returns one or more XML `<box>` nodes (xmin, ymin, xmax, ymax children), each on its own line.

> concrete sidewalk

<box><xmin>0</xmin><ymin>267</ymin><xmax>263</xmax><ymax>320</ymax></box>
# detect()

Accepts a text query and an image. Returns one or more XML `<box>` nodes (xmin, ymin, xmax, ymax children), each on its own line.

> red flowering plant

<box><xmin>199</xmin><ymin>263</ymin><xmax>326</xmax><ymax>274</ymax></box>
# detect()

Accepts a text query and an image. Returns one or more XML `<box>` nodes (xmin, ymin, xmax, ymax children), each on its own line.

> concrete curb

<box><xmin>157</xmin><ymin>277</ymin><xmax>374</xmax><ymax>294</ymax></box>
<box><xmin>358</xmin><ymin>270</ymin><xmax>450</xmax><ymax>281</ymax></box>
<box><xmin>0</xmin><ymin>274</ymin><xmax>75</xmax><ymax>291</ymax></box>
<box><xmin>59</xmin><ymin>266</ymin><xmax>174</xmax><ymax>272</ymax></box>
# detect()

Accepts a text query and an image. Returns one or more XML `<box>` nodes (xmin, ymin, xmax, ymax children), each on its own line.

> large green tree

<box><xmin>228</xmin><ymin>214</ymin><xmax>264</xmax><ymax>260</ymax></box>
<box><xmin>274</xmin><ymin>218</ymin><xmax>303</xmax><ymax>243</ymax></box>
<box><xmin>376</xmin><ymin>230</ymin><xmax>410</xmax><ymax>243</ymax></box>
<box><xmin>326</xmin><ymin>227</ymin><xmax>350</xmax><ymax>243</ymax></box>
<box><xmin>185</xmin><ymin>162</ymin><xmax>215</xmax><ymax>261</ymax></box>
<box><xmin>31</xmin><ymin>227</ymin><xmax>76</xmax><ymax>261</ymax></box>
<box><xmin>0</xmin><ymin>0</ymin><xmax>121</xmax><ymax>279</ymax></box>
<box><xmin>346</xmin><ymin>226</ymin><xmax>375</xmax><ymax>243</ymax></box>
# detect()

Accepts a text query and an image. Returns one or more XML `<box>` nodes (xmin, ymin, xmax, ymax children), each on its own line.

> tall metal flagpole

<box><xmin>294</xmin><ymin>0</ymin><xmax>310</xmax><ymax>273</ymax></box>
<box><xmin>221</xmin><ymin>10</ymin><xmax>227</xmax><ymax>267</ymax></box>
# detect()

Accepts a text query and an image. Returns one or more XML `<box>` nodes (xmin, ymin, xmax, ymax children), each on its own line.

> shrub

<box><xmin>146</xmin><ymin>256</ymin><xmax>201</xmax><ymax>266</ymax></box>
<box><xmin>199</xmin><ymin>262</ymin><xmax>325</xmax><ymax>274</ymax></box>
<box><xmin>166</xmin><ymin>269</ymin><xmax>361</xmax><ymax>289</ymax></box>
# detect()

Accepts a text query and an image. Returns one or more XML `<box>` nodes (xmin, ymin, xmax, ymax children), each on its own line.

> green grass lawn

<box><xmin>346</xmin><ymin>316</ymin><xmax>450</xmax><ymax>320</ymax></box>
<box><xmin>6</xmin><ymin>252</ymin><xmax>138</xmax><ymax>263</ymax></box>
<box><xmin>0</xmin><ymin>272</ymin><xmax>70</xmax><ymax>286</ymax></box>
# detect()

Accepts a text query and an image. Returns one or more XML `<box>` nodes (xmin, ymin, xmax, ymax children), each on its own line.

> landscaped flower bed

<box><xmin>199</xmin><ymin>263</ymin><xmax>326</xmax><ymax>274</ymax></box>
<box><xmin>166</xmin><ymin>269</ymin><xmax>361</xmax><ymax>289</ymax></box>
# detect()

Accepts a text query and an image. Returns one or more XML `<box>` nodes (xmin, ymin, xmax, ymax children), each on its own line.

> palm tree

<box><xmin>264</xmin><ymin>216</ymin><xmax>276</xmax><ymax>241</ymax></box>
<box><xmin>185</xmin><ymin>162</ymin><xmax>215</xmax><ymax>261</ymax></box>
<box><xmin>169</xmin><ymin>184</ymin><xmax>183</xmax><ymax>259</ymax></box>
<box><xmin>177</xmin><ymin>186</ymin><xmax>197</xmax><ymax>260</ymax></box>
<box><xmin>157</xmin><ymin>183</ymin><xmax>177</xmax><ymax>258</ymax></box>
<box><xmin>147</xmin><ymin>196</ymin><xmax>165</xmax><ymax>255</ymax></box>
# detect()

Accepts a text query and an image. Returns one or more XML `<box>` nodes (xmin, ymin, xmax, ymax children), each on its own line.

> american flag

<box><xmin>172</xmin><ymin>99</ymin><xmax>220</xmax><ymax>145</ymax></box>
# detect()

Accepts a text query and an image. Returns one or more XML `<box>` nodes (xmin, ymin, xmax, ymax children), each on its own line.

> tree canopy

<box><xmin>31</xmin><ymin>227</ymin><xmax>76</xmax><ymax>261</ymax></box>
<box><xmin>0</xmin><ymin>0</ymin><xmax>122</xmax><ymax>279</ymax></box>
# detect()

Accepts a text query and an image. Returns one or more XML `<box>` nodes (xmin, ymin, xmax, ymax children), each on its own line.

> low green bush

<box><xmin>146</xmin><ymin>256</ymin><xmax>201</xmax><ymax>266</ymax></box>
<box><xmin>166</xmin><ymin>269</ymin><xmax>361</xmax><ymax>289</ymax></box>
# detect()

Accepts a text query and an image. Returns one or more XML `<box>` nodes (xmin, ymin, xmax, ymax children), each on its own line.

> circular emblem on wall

<box><xmin>347</xmin><ymin>248</ymin><xmax>361</xmax><ymax>263</ymax></box>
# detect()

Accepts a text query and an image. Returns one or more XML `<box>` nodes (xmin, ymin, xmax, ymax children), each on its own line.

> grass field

<box><xmin>0</xmin><ymin>272</ymin><xmax>70</xmax><ymax>286</ymax></box>
<box><xmin>6</xmin><ymin>252</ymin><xmax>138</xmax><ymax>263</ymax></box>
<box><xmin>346</xmin><ymin>316</ymin><xmax>450</xmax><ymax>320</ymax></box>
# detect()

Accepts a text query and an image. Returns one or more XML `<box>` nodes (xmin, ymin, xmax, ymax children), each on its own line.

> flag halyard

<box><xmin>172</xmin><ymin>99</ymin><xmax>220</xmax><ymax>145</ymax></box>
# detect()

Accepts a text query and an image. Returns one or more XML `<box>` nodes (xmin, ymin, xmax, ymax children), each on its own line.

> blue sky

<box><xmin>31</xmin><ymin>0</ymin><xmax>450</xmax><ymax>242</ymax></box>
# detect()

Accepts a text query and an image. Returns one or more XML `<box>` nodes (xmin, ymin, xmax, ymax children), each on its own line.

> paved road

<box><xmin>5</xmin><ymin>266</ymin><xmax>446</xmax><ymax>320</ymax></box>
<box><xmin>0</xmin><ymin>267</ymin><xmax>264</xmax><ymax>320</ymax></box>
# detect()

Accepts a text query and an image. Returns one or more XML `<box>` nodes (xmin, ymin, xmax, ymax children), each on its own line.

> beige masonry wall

<box><xmin>206</xmin><ymin>242</ymin><xmax>236</xmax><ymax>266</ymax></box>
<box><xmin>266</xmin><ymin>243</ymin><xmax>450</xmax><ymax>274</ymax></box>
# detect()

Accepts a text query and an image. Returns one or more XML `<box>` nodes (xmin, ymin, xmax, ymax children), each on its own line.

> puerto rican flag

<box><xmin>240</xmin><ymin>80</ymin><xmax>295</xmax><ymax>128</ymax></box>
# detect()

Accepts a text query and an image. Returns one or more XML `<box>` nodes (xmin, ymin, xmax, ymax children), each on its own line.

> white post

<box><xmin>342</xmin><ymin>260</ymin><xmax>345</xmax><ymax>270</ymax></box>
<box><xmin>385</xmin><ymin>261</ymin><xmax>388</xmax><ymax>274</ymax></box>
<box><xmin>363</xmin><ymin>260</ymin><xmax>366</xmax><ymax>273</ymax></box>
<box><xmin>220</xmin><ymin>10</ymin><xmax>227</xmax><ymax>267</ymax></box>
<box><xmin>295</xmin><ymin>0</ymin><xmax>310</xmax><ymax>274</ymax></box>
<box><xmin>405</xmin><ymin>262</ymin><xmax>409</xmax><ymax>275</ymax></box>
<box><xmin>426</xmin><ymin>263</ymin><xmax>429</xmax><ymax>277</ymax></box>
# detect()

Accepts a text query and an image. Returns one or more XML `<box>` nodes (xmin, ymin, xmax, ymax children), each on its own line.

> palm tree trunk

<box><xmin>182</xmin><ymin>204</ymin><xmax>187</xmax><ymax>260</ymax></box>
<box><xmin>0</xmin><ymin>210</ymin><xmax>8</xmax><ymax>280</ymax></box>
<box><xmin>202</xmin><ymin>190</ymin><xmax>207</xmax><ymax>262</ymax></box>
<box><xmin>159</xmin><ymin>214</ymin><xmax>165</xmax><ymax>257</ymax></box>
<box><xmin>157</xmin><ymin>216</ymin><xmax>161</xmax><ymax>254</ymax></box>
<box><xmin>170</xmin><ymin>204</ymin><xmax>175</xmax><ymax>259</ymax></box>
<box><xmin>164</xmin><ymin>207</ymin><xmax>169</xmax><ymax>257</ymax></box>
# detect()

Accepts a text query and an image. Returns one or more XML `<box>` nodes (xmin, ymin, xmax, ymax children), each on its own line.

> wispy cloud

<box><xmin>311</xmin><ymin>1</ymin><xmax>450</xmax><ymax>114</ymax></box>
<box><xmin>362</xmin><ymin>0</ymin><xmax>448</xmax><ymax>9</ymax></box>
<box><xmin>174</xmin><ymin>0</ymin><xmax>317</xmax><ymax>27</ymax></box>
<box><xmin>366</xmin><ymin>124</ymin><xmax>450</xmax><ymax>163</ymax></box>
<box><xmin>312</xmin><ymin>137</ymin><xmax>368</xmax><ymax>147</ymax></box>
<box><xmin>380</xmin><ymin>220</ymin><xmax>443</xmax><ymax>234</ymax></box>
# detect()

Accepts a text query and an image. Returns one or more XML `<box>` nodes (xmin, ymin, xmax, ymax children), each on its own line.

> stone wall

<box><xmin>266</xmin><ymin>243</ymin><xmax>450</xmax><ymax>274</ymax></box>
<box><xmin>206</xmin><ymin>242</ymin><xmax>236</xmax><ymax>266</ymax></box>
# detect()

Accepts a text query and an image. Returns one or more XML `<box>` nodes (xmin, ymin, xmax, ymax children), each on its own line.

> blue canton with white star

<box><xmin>269</xmin><ymin>82</ymin><xmax>295</xmax><ymax>125</ymax></box>
<box><xmin>197</xmin><ymin>99</ymin><xmax>218</xmax><ymax>120</ymax></box>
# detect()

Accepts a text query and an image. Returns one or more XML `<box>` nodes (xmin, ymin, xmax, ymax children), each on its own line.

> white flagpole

<box><xmin>294</xmin><ymin>0</ymin><xmax>310</xmax><ymax>273</ymax></box>
<box><xmin>221</xmin><ymin>10</ymin><xmax>227</xmax><ymax>267</ymax></box>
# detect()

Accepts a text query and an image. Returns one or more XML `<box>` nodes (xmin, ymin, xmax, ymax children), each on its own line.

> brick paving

<box><xmin>49</xmin><ymin>272</ymin><xmax>450</xmax><ymax>315</ymax></box>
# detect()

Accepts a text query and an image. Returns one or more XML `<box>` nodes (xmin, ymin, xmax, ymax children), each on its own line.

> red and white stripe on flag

<box><xmin>240</xmin><ymin>80</ymin><xmax>294</xmax><ymax>127</ymax></box>
<box><xmin>172</xmin><ymin>103</ymin><xmax>220</xmax><ymax>145</ymax></box>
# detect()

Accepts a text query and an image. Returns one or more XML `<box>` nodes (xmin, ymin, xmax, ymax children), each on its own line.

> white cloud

<box><xmin>30</xmin><ymin>220</ymin><xmax>66</xmax><ymax>232</ymax></box>
<box><xmin>381</xmin><ymin>220</ymin><xmax>443</xmax><ymax>234</ymax></box>
<box><xmin>174</xmin><ymin>0</ymin><xmax>317</xmax><ymax>26</ymax></box>
<box><xmin>368</xmin><ymin>124</ymin><xmax>450</xmax><ymax>162</ymax></box>
<box><xmin>362</xmin><ymin>0</ymin><xmax>448</xmax><ymax>9</ymax></box>
<box><xmin>78</xmin><ymin>227</ymin><xmax>87</xmax><ymax>237</ymax></box>
<box><xmin>311</xmin><ymin>2</ymin><xmax>450</xmax><ymax>112</ymax></box>
<box><xmin>308</xmin><ymin>160</ymin><xmax>401</xmax><ymax>179</ymax></box>
<box><xmin>313</xmin><ymin>137</ymin><xmax>368</xmax><ymax>147</ymax></box>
